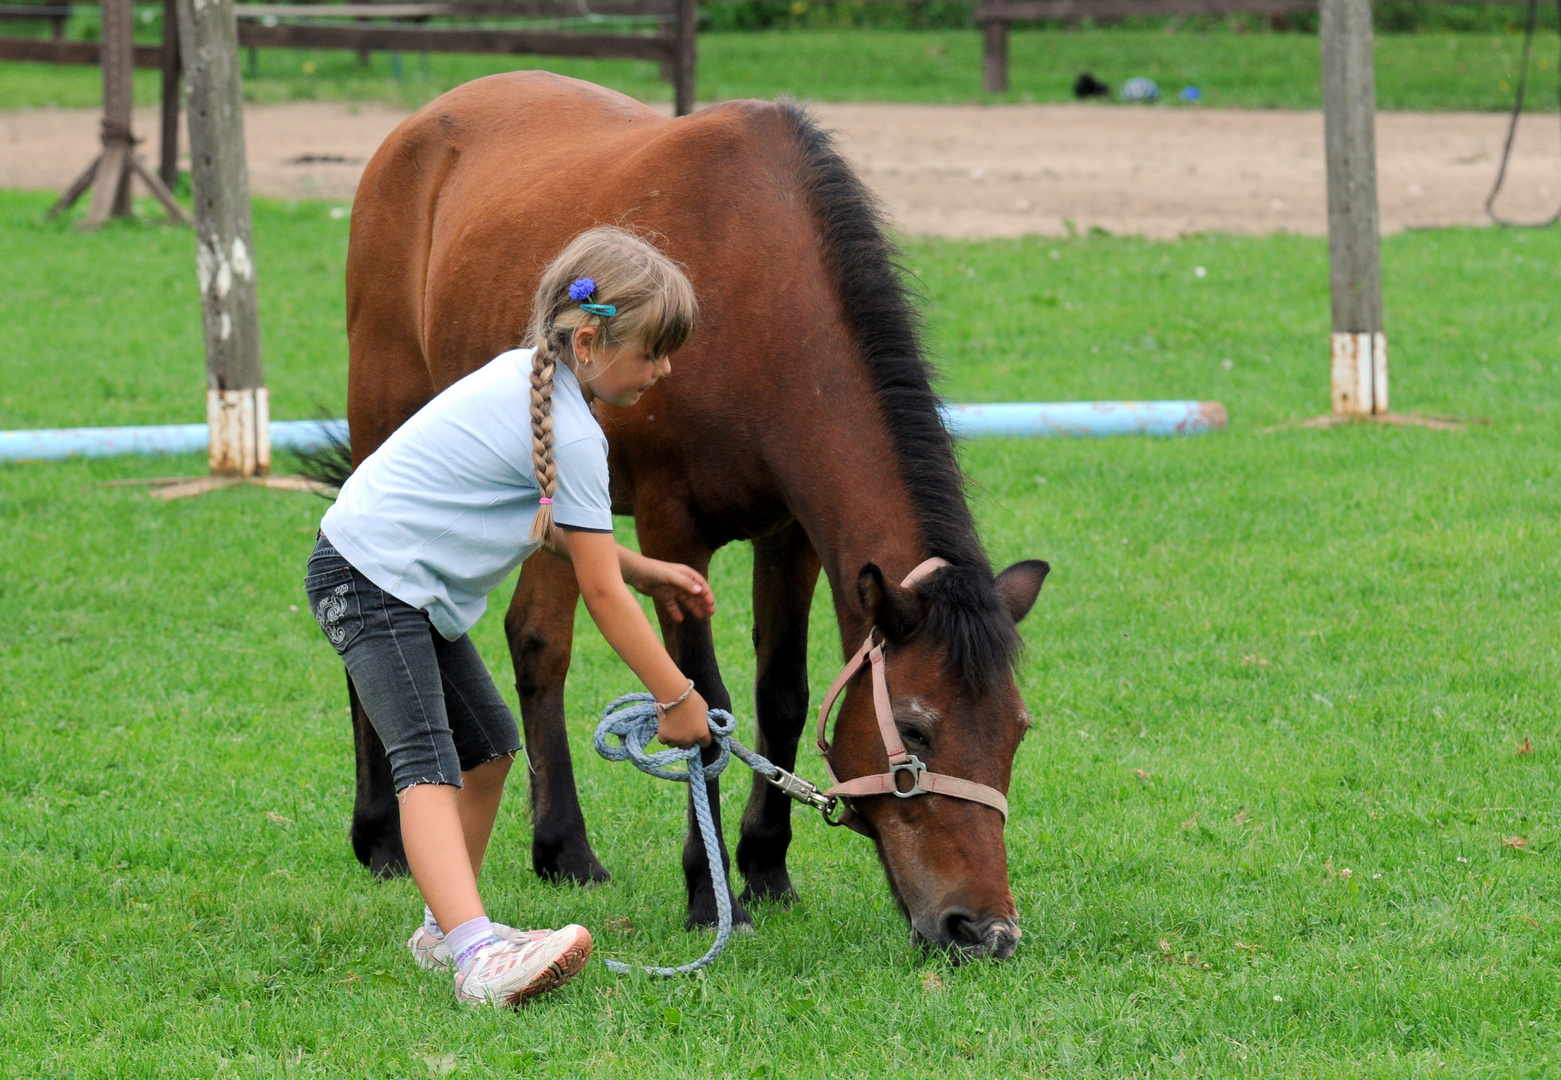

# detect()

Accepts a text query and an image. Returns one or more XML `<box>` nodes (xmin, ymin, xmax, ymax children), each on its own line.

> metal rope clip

<box><xmin>765</xmin><ymin>765</ymin><xmax>834</xmax><ymax>813</ymax></box>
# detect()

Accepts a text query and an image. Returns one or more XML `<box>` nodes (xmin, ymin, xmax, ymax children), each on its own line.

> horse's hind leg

<box><xmin>736</xmin><ymin>522</ymin><xmax>820</xmax><ymax>906</ymax></box>
<box><xmin>505</xmin><ymin>550</ymin><xmax>610</xmax><ymax>885</ymax></box>
<box><xmin>347</xmin><ymin>673</ymin><xmax>408</xmax><ymax>877</ymax></box>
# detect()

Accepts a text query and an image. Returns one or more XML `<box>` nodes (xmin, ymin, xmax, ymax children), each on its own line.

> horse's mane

<box><xmin>775</xmin><ymin>99</ymin><xmax>1019</xmax><ymax>694</ymax></box>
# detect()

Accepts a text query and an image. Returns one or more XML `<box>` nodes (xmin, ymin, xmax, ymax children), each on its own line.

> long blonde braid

<box><xmin>527</xmin><ymin>330</ymin><xmax>561</xmax><ymax>543</ymax></box>
<box><xmin>524</xmin><ymin>228</ymin><xmax>698</xmax><ymax>545</ymax></box>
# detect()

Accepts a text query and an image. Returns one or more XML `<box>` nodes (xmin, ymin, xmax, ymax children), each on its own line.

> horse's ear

<box><xmin>994</xmin><ymin>560</ymin><xmax>1049</xmax><ymax>624</ymax></box>
<box><xmin>857</xmin><ymin>563</ymin><xmax>921</xmax><ymax>641</ymax></box>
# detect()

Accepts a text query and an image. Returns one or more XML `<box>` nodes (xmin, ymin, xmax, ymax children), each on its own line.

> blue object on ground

<box><xmin>0</xmin><ymin>418</ymin><xmax>348</xmax><ymax>463</ymax></box>
<box><xmin>938</xmin><ymin>400</ymin><xmax>1226</xmax><ymax>438</ymax></box>
<box><xmin>1121</xmin><ymin>76</ymin><xmax>1160</xmax><ymax>102</ymax></box>
<box><xmin>0</xmin><ymin>404</ymin><xmax>1227</xmax><ymax>464</ymax></box>
<box><xmin>1180</xmin><ymin>86</ymin><xmax>1202</xmax><ymax>101</ymax></box>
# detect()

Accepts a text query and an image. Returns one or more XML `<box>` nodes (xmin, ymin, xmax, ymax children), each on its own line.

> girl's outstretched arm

<box><xmin>555</xmin><ymin>526</ymin><xmax>712</xmax><ymax>748</ymax></box>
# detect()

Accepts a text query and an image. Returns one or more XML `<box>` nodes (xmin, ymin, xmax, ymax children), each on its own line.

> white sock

<box><xmin>444</xmin><ymin>916</ymin><xmax>500</xmax><ymax>972</ymax></box>
<box><xmin>423</xmin><ymin>905</ymin><xmax>442</xmax><ymax>937</ymax></box>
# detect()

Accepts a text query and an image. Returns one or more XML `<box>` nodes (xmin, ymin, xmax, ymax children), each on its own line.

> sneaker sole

<box><xmin>506</xmin><ymin>925</ymin><xmax>594</xmax><ymax>1007</ymax></box>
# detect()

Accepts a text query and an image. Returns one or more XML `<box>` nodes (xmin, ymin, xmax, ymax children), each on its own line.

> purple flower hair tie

<box><xmin>538</xmin><ymin>497</ymin><xmax>553</xmax><ymax>505</ymax></box>
<box><xmin>567</xmin><ymin>276</ymin><xmax>617</xmax><ymax>317</ymax></box>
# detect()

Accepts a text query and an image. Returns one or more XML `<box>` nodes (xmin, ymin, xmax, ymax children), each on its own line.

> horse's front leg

<box><xmin>736</xmin><ymin>522</ymin><xmax>820</xmax><ymax>906</ymax></box>
<box><xmin>636</xmin><ymin>522</ymin><xmax>752</xmax><ymax>931</ymax></box>
<box><xmin>505</xmin><ymin>549</ymin><xmax>610</xmax><ymax>885</ymax></box>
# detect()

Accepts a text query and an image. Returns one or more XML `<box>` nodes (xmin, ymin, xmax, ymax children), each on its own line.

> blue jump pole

<box><xmin>0</xmin><ymin>419</ymin><xmax>348</xmax><ymax>464</ymax></box>
<box><xmin>939</xmin><ymin>400</ymin><xmax>1226</xmax><ymax>439</ymax></box>
<box><xmin>0</xmin><ymin>403</ymin><xmax>1225</xmax><ymax>465</ymax></box>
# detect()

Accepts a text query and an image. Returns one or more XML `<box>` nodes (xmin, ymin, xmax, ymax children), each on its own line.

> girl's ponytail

<box><xmin>523</xmin><ymin>226</ymin><xmax>698</xmax><ymax>546</ymax></box>
<box><xmin>527</xmin><ymin>331</ymin><xmax>560</xmax><ymax>544</ymax></box>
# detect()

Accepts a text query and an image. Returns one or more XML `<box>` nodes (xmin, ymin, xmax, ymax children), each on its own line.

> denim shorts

<box><xmin>304</xmin><ymin>533</ymin><xmax>521</xmax><ymax>791</ymax></box>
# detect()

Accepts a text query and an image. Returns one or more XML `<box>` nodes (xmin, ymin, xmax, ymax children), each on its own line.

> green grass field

<box><xmin>1</xmin><ymin>26</ymin><xmax>1558</xmax><ymax>111</ymax></box>
<box><xmin>2</xmin><ymin>188</ymin><xmax>1559</xmax><ymax>1077</ymax></box>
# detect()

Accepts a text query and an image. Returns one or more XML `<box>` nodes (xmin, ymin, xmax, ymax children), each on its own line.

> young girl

<box><xmin>304</xmin><ymin>227</ymin><xmax>714</xmax><ymax>1007</ymax></box>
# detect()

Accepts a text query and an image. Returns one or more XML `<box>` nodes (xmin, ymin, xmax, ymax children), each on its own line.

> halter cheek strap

<box><xmin>814</xmin><ymin>558</ymin><xmax>1011</xmax><ymax>823</ymax></box>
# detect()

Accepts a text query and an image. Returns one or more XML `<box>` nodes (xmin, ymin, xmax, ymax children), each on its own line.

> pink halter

<box><xmin>814</xmin><ymin>559</ymin><xmax>1010</xmax><ymax>823</ymax></box>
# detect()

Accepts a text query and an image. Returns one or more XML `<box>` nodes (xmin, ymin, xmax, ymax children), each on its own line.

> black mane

<box><xmin>776</xmin><ymin>100</ymin><xmax>1019</xmax><ymax>693</ymax></box>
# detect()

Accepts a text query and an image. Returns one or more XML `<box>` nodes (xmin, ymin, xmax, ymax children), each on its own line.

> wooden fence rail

<box><xmin>0</xmin><ymin>0</ymin><xmax>697</xmax><ymax>175</ymax></box>
<box><xmin>0</xmin><ymin>0</ymin><xmax>1526</xmax><ymax>168</ymax></box>
<box><xmin>977</xmin><ymin>0</ymin><xmax>1519</xmax><ymax>91</ymax></box>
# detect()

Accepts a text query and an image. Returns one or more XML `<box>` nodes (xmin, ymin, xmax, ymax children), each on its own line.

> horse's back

<box><xmin>345</xmin><ymin>73</ymin><xmax>798</xmax><ymax>459</ymax></box>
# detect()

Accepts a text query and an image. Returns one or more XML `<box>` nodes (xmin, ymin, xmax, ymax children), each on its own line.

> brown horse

<box><xmin>336</xmin><ymin>71</ymin><xmax>1049</xmax><ymax>959</ymax></box>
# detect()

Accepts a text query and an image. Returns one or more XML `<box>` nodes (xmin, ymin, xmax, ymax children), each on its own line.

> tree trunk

<box><xmin>179</xmin><ymin>0</ymin><xmax>269</xmax><ymax>475</ymax></box>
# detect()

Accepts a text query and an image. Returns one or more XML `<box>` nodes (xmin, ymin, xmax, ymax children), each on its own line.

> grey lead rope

<box><xmin>592</xmin><ymin>693</ymin><xmax>837</xmax><ymax>976</ymax></box>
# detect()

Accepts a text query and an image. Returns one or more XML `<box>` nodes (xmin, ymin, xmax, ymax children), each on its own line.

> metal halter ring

<box><xmin>889</xmin><ymin>755</ymin><xmax>929</xmax><ymax>798</ymax></box>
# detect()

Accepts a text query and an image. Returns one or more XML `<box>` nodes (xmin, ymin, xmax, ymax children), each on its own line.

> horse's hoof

<box><xmin>364</xmin><ymin>844</ymin><xmax>410</xmax><ymax>880</ymax></box>
<box><xmin>533</xmin><ymin>841</ymin><xmax>611</xmax><ymax>887</ymax></box>
<box><xmin>739</xmin><ymin>872</ymin><xmax>798</xmax><ymax>909</ymax></box>
<box><xmin>685</xmin><ymin>892</ymin><xmax>751</xmax><ymax>932</ymax></box>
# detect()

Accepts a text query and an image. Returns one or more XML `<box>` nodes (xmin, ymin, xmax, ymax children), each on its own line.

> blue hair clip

<box><xmin>568</xmin><ymin>277</ymin><xmax>616</xmax><ymax>317</ymax></box>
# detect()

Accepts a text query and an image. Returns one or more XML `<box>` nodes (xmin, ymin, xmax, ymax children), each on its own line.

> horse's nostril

<box><xmin>938</xmin><ymin>910</ymin><xmax>986</xmax><ymax>948</ymax></box>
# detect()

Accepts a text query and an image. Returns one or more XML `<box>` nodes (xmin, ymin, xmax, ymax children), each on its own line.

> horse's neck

<box><xmin>776</xmin><ymin>384</ymin><xmax>938</xmax><ymax>649</ymax></box>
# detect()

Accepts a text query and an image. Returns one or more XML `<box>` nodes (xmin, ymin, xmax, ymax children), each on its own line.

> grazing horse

<box><xmin>338</xmin><ymin>71</ymin><xmax>1049</xmax><ymax>959</ymax></box>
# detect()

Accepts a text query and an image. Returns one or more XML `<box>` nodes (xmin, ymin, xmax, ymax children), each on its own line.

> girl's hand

<box><xmin>659</xmin><ymin>688</ymin><xmax>712</xmax><ymax>748</ymax></box>
<box><xmin>626</xmin><ymin>557</ymin><xmax>716</xmax><ymax>624</ymax></box>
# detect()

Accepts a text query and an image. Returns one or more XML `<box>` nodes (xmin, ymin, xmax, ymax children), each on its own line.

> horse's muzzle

<box><xmin>916</xmin><ymin>911</ymin><xmax>1023</xmax><ymax>962</ymax></box>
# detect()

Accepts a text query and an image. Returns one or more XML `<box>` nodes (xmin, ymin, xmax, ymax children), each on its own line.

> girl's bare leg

<box><xmin>400</xmin><ymin>783</ymin><xmax>484</xmax><ymax>932</ymax></box>
<box><xmin>401</xmin><ymin>756</ymin><xmax>513</xmax><ymax>934</ymax></box>
<box><xmin>457</xmin><ymin>754</ymin><xmax>513</xmax><ymax>878</ymax></box>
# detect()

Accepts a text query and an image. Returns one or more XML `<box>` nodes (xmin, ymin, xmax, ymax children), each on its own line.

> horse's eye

<box><xmin>896</xmin><ymin>724</ymin><xmax>929</xmax><ymax>748</ymax></box>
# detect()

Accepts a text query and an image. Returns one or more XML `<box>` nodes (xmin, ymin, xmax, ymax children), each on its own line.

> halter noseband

<box><xmin>814</xmin><ymin>558</ymin><xmax>1010</xmax><ymax>826</ymax></box>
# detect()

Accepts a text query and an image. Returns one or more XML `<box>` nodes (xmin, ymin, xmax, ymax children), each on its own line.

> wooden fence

<box><xmin>0</xmin><ymin>0</ymin><xmax>696</xmax><ymax>182</ymax></box>
<box><xmin>0</xmin><ymin>0</ymin><xmax>1523</xmax><ymax>160</ymax></box>
<box><xmin>977</xmin><ymin>0</ymin><xmax>1515</xmax><ymax>92</ymax></box>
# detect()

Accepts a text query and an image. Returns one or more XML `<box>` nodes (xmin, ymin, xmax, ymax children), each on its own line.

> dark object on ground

<box><xmin>1074</xmin><ymin>72</ymin><xmax>1110</xmax><ymax>99</ymax></box>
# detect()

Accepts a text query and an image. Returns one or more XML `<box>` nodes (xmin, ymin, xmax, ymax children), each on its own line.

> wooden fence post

<box><xmin>92</xmin><ymin>0</ymin><xmax>134</xmax><ymax>222</ymax></box>
<box><xmin>673</xmin><ymin>0</ymin><xmax>696</xmax><ymax>115</ymax></box>
<box><xmin>50</xmin><ymin>0</ymin><xmax>186</xmax><ymax>226</ymax></box>
<box><xmin>160</xmin><ymin>0</ymin><xmax>182</xmax><ymax>189</ymax></box>
<box><xmin>179</xmin><ymin>0</ymin><xmax>269</xmax><ymax>477</ymax></box>
<box><xmin>981</xmin><ymin>16</ymin><xmax>1009</xmax><ymax>94</ymax></box>
<box><xmin>1320</xmin><ymin>0</ymin><xmax>1386</xmax><ymax>416</ymax></box>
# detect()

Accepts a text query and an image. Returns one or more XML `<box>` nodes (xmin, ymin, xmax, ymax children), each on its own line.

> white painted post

<box><xmin>1321</xmin><ymin>0</ymin><xmax>1387</xmax><ymax>416</ymax></box>
<box><xmin>178</xmin><ymin>0</ymin><xmax>268</xmax><ymax>476</ymax></box>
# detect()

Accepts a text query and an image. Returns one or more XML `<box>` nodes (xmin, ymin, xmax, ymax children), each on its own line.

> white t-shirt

<box><xmin>321</xmin><ymin>349</ymin><xmax>613</xmax><ymax>640</ymax></box>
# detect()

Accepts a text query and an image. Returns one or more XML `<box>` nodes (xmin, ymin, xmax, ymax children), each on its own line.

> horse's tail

<box><xmin>293</xmin><ymin>421</ymin><xmax>354</xmax><ymax>494</ymax></box>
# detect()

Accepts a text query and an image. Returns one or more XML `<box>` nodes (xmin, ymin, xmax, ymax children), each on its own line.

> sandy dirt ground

<box><xmin>2</xmin><ymin>99</ymin><xmax>1557</xmax><ymax>237</ymax></box>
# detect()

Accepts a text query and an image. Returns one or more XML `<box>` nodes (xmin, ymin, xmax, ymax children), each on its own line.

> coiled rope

<box><xmin>592</xmin><ymin>692</ymin><xmax>791</xmax><ymax>976</ymax></box>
